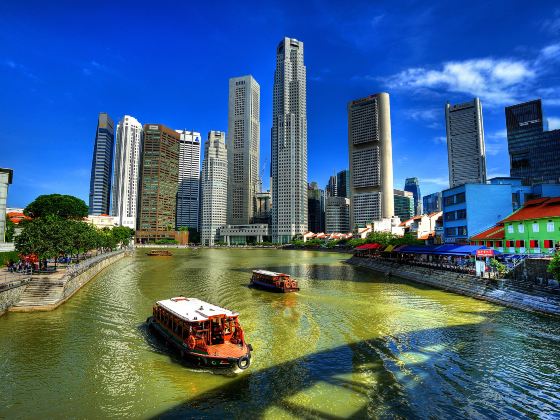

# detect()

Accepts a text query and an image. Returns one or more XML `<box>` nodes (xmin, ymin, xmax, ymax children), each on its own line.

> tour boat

<box><xmin>146</xmin><ymin>250</ymin><xmax>173</xmax><ymax>256</ymax></box>
<box><xmin>250</xmin><ymin>270</ymin><xmax>300</xmax><ymax>292</ymax></box>
<box><xmin>147</xmin><ymin>297</ymin><xmax>252</xmax><ymax>371</ymax></box>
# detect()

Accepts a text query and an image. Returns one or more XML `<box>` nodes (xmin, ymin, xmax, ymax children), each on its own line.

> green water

<box><xmin>1</xmin><ymin>249</ymin><xmax>559</xmax><ymax>418</ymax></box>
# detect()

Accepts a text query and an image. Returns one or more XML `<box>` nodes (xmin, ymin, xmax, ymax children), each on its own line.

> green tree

<box><xmin>24</xmin><ymin>194</ymin><xmax>88</xmax><ymax>219</ymax></box>
<box><xmin>5</xmin><ymin>218</ymin><xmax>15</xmax><ymax>242</ymax></box>
<box><xmin>110</xmin><ymin>226</ymin><xmax>134</xmax><ymax>248</ymax></box>
<box><xmin>547</xmin><ymin>252</ymin><xmax>560</xmax><ymax>281</ymax></box>
<box><xmin>15</xmin><ymin>215</ymin><xmax>65</xmax><ymax>265</ymax></box>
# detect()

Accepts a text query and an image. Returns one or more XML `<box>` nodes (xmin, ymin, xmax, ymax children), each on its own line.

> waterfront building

<box><xmin>86</xmin><ymin>214</ymin><xmax>118</xmax><ymax>229</ymax></box>
<box><xmin>111</xmin><ymin>115</ymin><xmax>143</xmax><ymax>229</ymax></box>
<box><xmin>219</xmin><ymin>224</ymin><xmax>269</xmax><ymax>245</ymax></box>
<box><xmin>348</xmin><ymin>93</ymin><xmax>394</xmax><ymax>228</ymax></box>
<box><xmin>489</xmin><ymin>177</ymin><xmax>560</xmax><ymax>211</ymax></box>
<box><xmin>271</xmin><ymin>37</ymin><xmax>308</xmax><ymax>244</ymax></box>
<box><xmin>308</xmin><ymin>182</ymin><xmax>325</xmax><ymax>233</ymax></box>
<box><xmin>336</xmin><ymin>169</ymin><xmax>350</xmax><ymax>198</ymax></box>
<box><xmin>176</xmin><ymin>130</ymin><xmax>201</xmax><ymax>230</ymax></box>
<box><xmin>506</xmin><ymin>99</ymin><xmax>560</xmax><ymax>185</ymax></box>
<box><xmin>393</xmin><ymin>189</ymin><xmax>414</xmax><ymax>222</ymax></box>
<box><xmin>445</xmin><ymin>98</ymin><xmax>487</xmax><ymax>188</ymax></box>
<box><xmin>442</xmin><ymin>183</ymin><xmax>512</xmax><ymax>244</ymax></box>
<box><xmin>227</xmin><ymin>75</ymin><xmax>260</xmax><ymax>225</ymax></box>
<box><xmin>136</xmin><ymin>124</ymin><xmax>180</xmax><ymax>243</ymax></box>
<box><xmin>400</xmin><ymin>211</ymin><xmax>443</xmax><ymax>243</ymax></box>
<box><xmin>404</xmin><ymin>177</ymin><xmax>422</xmax><ymax>215</ymax></box>
<box><xmin>325</xmin><ymin>196</ymin><xmax>350</xmax><ymax>233</ymax></box>
<box><xmin>88</xmin><ymin>112</ymin><xmax>115</xmax><ymax>215</ymax></box>
<box><xmin>0</xmin><ymin>168</ymin><xmax>13</xmax><ymax>243</ymax></box>
<box><xmin>201</xmin><ymin>131</ymin><xmax>228</xmax><ymax>246</ymax></box>
<box><xmin>423</xmin><ymin>192</ymin><xmax>443</xmax><ymax>214</ymax></box>
<box><xmin>253</xmin><ymin>190</ymin><xmax>272</xmax><ymax>225</ymax></box>
<box><xmin>326</xmin><ymin>175</ymin><xmax>337</xmax><ymax>197</ymax></box>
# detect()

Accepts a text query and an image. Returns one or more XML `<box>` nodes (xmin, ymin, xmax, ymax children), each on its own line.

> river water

<box><xmin>1</xmin><ymin>249</ymin><xmax>559</xmax><ymax>418</ymax></box>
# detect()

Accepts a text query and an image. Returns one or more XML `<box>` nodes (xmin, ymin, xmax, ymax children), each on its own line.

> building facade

<box><xmin>326</xmin><ymin>175</ymin><xmax>337</xmax><ymax>197</ymax></box>
<box><xmin>445</xmin><ymin>98</ymin><xmax>487</xmax><ymax>188</ymax></box>
<box><xmin>136</xmin><ymin>124</ymin><xmax>180</xmax><ymax>242</ymax></box>
<box><xmin>88</xmin><ymin>113</ymin><xmax>115</xmax><ymax>215</ymax></box>
<box><xmin>271</xmin><ymin>37</ymin><xmax>308</xmax><ymax>244</ymax></box>
<box><xmin>0</xmin><ymin>168</ymin><xmax>13</xmax><ymax>243</ymax></box>
<box><xmin>423</xmin><ymin>192</ymin><xmax>442</xmax><ymax>214</ymax></box>
<box><xmin>308</xmin><ymin>182</ymin><xmax>325</xmax><ymax>233</ymax></box>
<box><xmin>393</xmin><ymin>189</ymin><xmax>414</xmax><ymax>221</ymax></box>
<box><xmin>111</xmin><ymin>115</ymin><xmax>143</xmax><ymax>229</ymax></box>
<box><xmin>325</xmin><ymin>196</ymin><xmax>350</xmax><ymax>233</ymax></box>
<box><xmin>336</xmin><ymin>169</ymin><xmax>350</xmax><ymax>198</ymax></box>
<box><xmin>227</xmin><ymin>75</ymin><xmax>260</xmax><ymax>225</ymax></box>
<box><xmin>201</xmin><ymin>131</ymin><xmax>228</xmax><ymax>246</ymax></box>
<box><xmin>176</xmin><ymin>130</ymin><xmax>201</xmax><ymax>230</ymax></box>
<box><xmin>348</xmin><ymin>93</ymin><xmax>394</xmax><ymax>228</ymax></box>
<box><xmin>506</xmin><ymin>99</ymin><xmax>560</xmax><ymax>185</ymax></box>
<box><xmin>253</xmin><ymin>191</ymin><xmax>272</xmax><ymax>225</ymax></box>
<box><xmin>219</xmin><ymin>224</ymin><xmax>269</xmax><ymax>245</ymax></box>
<box><xmin>404</xmin><ymin>177</ymin><xmax>422</xmax><ymax>215</ymax></box>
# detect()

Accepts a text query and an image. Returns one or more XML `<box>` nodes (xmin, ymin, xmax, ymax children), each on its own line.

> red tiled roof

<box><xmin>471</xmin><ymin>224</ymin><xmax>505</xmax><ymax>240</ymax></box>
<box><xmin>502</xmin><ymin>197</ymin><xmax>560</xmax><ymax>222</ymax></box>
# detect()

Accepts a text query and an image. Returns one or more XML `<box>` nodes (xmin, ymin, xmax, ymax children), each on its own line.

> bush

<box><xmin>548</xmin><ymin>252</ymin><xmax>560</xmax><ymax>281</ymax></box>
<box><xmin>0</xmin><ymin>251</ymin><xmax>19</xmax><ymax>266</ymax></box>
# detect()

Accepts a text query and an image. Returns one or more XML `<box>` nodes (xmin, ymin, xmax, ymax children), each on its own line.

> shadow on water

<box><xmin>150</xmin><ymin>320</ymin><xmax>560</xmax><ymax>419</ymax></box>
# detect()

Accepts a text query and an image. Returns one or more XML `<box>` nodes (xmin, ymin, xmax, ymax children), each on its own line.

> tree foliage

<box><xmin>24</xmin><ymin>194</ymin><xmax>88</xmax><ymax>219</ymax></box>
<box><xmin>548</xmin><ymin>252</ymin><xmax>560</xmax><ymax>281</ymax></box>
<box><xmin>5</xmin><ymin>218</ymin><xmax>15</xmax><ymax>242</ymax></box>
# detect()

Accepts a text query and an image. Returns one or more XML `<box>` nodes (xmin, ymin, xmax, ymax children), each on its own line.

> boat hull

<box><xmin>146</xmin><ymin>317</ymin><xmax>251</xmax><ymax>371</ymax></box>
<box><xmin>249</xmin><ymin>279</ymin><xmax>300</xmax><ymax>293</ymax></box>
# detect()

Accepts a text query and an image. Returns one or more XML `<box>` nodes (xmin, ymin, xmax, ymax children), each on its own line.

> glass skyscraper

<box><xmin>336</xmin><ymin>169</ymin><xmax>350</xmax><ymax>198</ymax></box>
<box><xmin>404</xmin><ymin>177</ymin><xmax>421</xmax><ymax>215</ymax></box>
<box><xmin>88</xmin><ymin>113</ymin><xmax>115</xmax><ymax>215</ymax></box>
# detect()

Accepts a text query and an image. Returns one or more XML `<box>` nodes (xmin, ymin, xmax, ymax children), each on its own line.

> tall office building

<box><xmin>136</xmin><ymin>124</ymin><xmax>180</xmax><ymax>243</ymax></box>
<box><xmin>0</xmin><ymin>168</ymin><xmax>13</xmax><ymax>243</ymax></box>
<box><xmin>325</xmin><ymin>196</ymin><xmax>350</xmax><ymax>233</ymax></box>
<box><xmin>176</xmin><ymin>130</ymin><xmax>201</xmax><ymax>230</ymax></box>
<box><xmin>308</xmin><ymin>182</ymin><xmax>325</xmax><ymax>233</ymax></box>
<box><xmin>394</xmin><ymin>189</ymin><xmax>414</xmax><ymax>221</ymax></box>
<box><xmin>404</xmin><ymin>177</ymin><xmax>422</xmax><ymax>215</ymax></box>
<box><xmin>227</xmin><ymin>75</ymin><xmax>260</xmax><ymax>225</ymax></box>
<box><xmin>326</xmin><ymin>175</ymin><xmax>337</xmax><ymax>197</ymax></box>
<box><xmin>336</xmin><ymin>169</ymin><xmax>350</xmax><ymax>198</ymax></box>
<box><xmin>348</xmin><ymin>93</ymin><xmax>394</xmax><ymax>228</ymax></box>
<box><xmin>271</xmin><ymin>37</ymin><xmax>308</xmax><ymax>243</ymax></box>
<box><xmin>506</xmin><ymin>99</ymin><xmax>560</xmax><ymax>185</ymax></box>
<box><xmin>445</xmin><ymin>98</ymin><xmax>487</xmax><ymax>188</ymax></box>
<box><xmin>88</xmin><ymin>113</ymin><xmax>115</xmax><ymax>215</ymax></box>
<box><xmin>111</xmin><ymin>115</ymin><xmax>143</xmax><ymax>229</ymax></box>
<box><xmin>423</xmin><ymin>192</ymin><xmax>442</xmax><ymax>214</ymax></box>
<box><xmin>201</xmin><ymin>131</ymin><xmax>228</xmax><ymax>246</ymax></box>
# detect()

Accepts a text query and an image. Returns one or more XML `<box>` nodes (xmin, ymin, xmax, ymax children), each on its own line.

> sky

<box><xmin>1</xmin><ymin>0</ymin><xmax>560</xmax><ymax>208</ymax></box>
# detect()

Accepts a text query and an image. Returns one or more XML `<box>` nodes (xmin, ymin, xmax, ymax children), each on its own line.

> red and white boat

<box><xmin>147</xmin><ymin>297</ymin><xmax>252</xmax><ymax>371</ymax></box>
<box><xmin>250</xmin><ymin>270</ymin><xmax>300</xmax><ymax>292</ymax></box>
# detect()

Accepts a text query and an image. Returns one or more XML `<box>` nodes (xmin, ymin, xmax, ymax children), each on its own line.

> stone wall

<box><xmin>509</xmin><ymin>258</ymin><xmax>559</xmax><ymax>290</ymax></box>
<box><xmin>0</xmin><ymin>278</ymin><xmax>31</xmax><ymax>315</ymax></box>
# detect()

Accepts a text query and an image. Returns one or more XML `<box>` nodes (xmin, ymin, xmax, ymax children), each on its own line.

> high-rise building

<box><xmin>136</xmin><ymin>124</ymin><xmax>180</xmax><ymax>243</ymax></box>
<box><xmin>445</xmin><ymin>98</ymin><xmax>487</xmax><ymax>188</ymax></box>
<box><xmin>271</xmin><ymin>37</ymin><xmax>308</xmax><ymax>244</ymax></box>
<box><xmin>227</xmin><ymin>75</ymin><xmax>260</xmax><ymax>225</ymax></box>
<box><xmin>201</xmin><ymin>131</ymin><xmax>228</xmax><ymax>246</ymax></box>
<box><xmin>336</xmin><ymin>169</ymin><xmax>350</xmax><ymax>198</ymax></box>
<box><xmin>88</xmin><ymin>113</ymin><xmax>115</xmax><ymax>215</ymax></box>
<box><xmin>506</xmin><ymin>99</ymin><xmax>560</xmax><ymax>185</ymax></box>
<box><xmin>176</xmin><ymin>130</ymin><xmax>201</xmax><ymax>230</ymax></box>
<box><xmin>394</xmin><ymin>189</ymin><xmax>414</xmax><ymax>221</ymax></box>
<box><xmin>0</xmin><ymin>168</ymin><xmax>13</xmax><ymax>243</ymax></box>
<box><xmin>111</xmin><ymin>115</ymin><xmax>143</xmax><ymax>229</ymax></box>
<box><xmin>326</xmin><ymin>175</ymin><xmax>337</xmax><ymax>197</ymax></box>
<box><xmin>253</xmin><ymin>190</ymin><xmax>272</xmax><ymax>225</ymax></box>
<box><xmin>348</xmin><ymin>93</ymin><xmax>394</xmax><ymax>228</ymax></box>
<box><xmin>325</xmin><ymin>196</ymin><xmax>350</xmax><ymax>233</ymax></box>
<box><xmin>404</xmin><ymin>177</ymin><xmax>422</xmax><ymax>215</ymax></box>
<box><xmin>308</xmin><ymin>182</ymin><xmax>325</xmax><ymax>233</ymax></box>
<box><xmin>423</xmin><ymin>192</ymin><xmax>443</xmax><ymax>214</ymax></box>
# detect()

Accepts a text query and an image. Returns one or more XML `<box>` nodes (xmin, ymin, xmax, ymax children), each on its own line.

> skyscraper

<box><xmin>0</xmin><ymin>168</ymin><xmax>13</xmax><ymax>243</ymax></box>
<box><xmin>445</xmin><ymin>98</ymin><xmax>487</xmax><ymax>188</ymax></box>
<box><xmin>404</xmin><ymin>177</ymin><xmax>422</xmax><ymax>215</ymax></box>
<box><xmin>506</xmin><ymin>99</ymin><xmax>560</xmax><ymax>185</ymax></box>
<box><xmin>325</xmin><ymin>196</ymin><xmax>350</xmax><ymax>233</ymax></box>
<box><xmin>423</xmin><ymin>192</ymin><xmax>442</xmax><ymax>214</ymax></box>
<box><xmin>227</xmin><ymin>75</ymin><xmax>260</xmax><ymax>225</ymax></box>
<box><xmin>336</xmin><ymin>169</ymin><xmax>350</xmax><ymax>198</ymax></box>
<box><xmin>201</xmin><ymin>131</ymin><xmax>228</xmax><ymax>246</ymax></box>
<box><xmin>176</xmin><ymin>130</ymin><xmax>201</xmax><ymax>230</ymax></box>
<box><xmin>348</xmin><ymin>93</ymin><xmax>394</xmax><ymax>228</ymax></box>
<box><xmin>307</xmin><ymin>182</ymin><xmax>325</xmax><ymax>233</ymax></box>
<box><xmin>137</xmin><ymin>124</ymin><xmax>180</xmax><ymax>243</ymax></box>
<box><xmin>393</xmin><ymin>189</ymin><xmax>414</xmax><ymax>221</ymax></box>
<box><xmin>271</xmin><ymin>37</ymin><xmax>308</xmax><ymax>244</ymax></box>
<box><xmin>326</xmin><ymin>175</ymin><xmax>337</xmax><ymax>197</ymax></box>
<box><xmin>111</xmin><ymin>115</ymin><xmax>143</xmax><ymax>229</ymax></box>
<box><xmin>88</xmin><ymin>113</ymin><xmax>115</xmax><ymax>215</ymax></box>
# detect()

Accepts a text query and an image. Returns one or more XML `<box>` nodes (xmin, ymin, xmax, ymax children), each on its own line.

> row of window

<box><xmin>506</xmin><ymin>221</ymin><xmax>555</xmax><ymax>233</ymax></box>
<box><xmin>444</xmin><ymin>192</ymin><xmax>466</xmax><ymax>206</ymax></box>
<box><xmin>478</xmin><ymin>239</ymin><xmax>557</xmax><ymax>248</ymax></box>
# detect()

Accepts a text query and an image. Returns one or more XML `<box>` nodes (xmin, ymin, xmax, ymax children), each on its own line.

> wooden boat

<box><xmin>147</xmin><ymin>297</ymin><xmax>252</xmax><ymax>371</ymax></box>
<box><xmin>146</xmin><ymin>250</ymin><xmax>173</xmax><ymax>256</ymax></box>
<box><xmin>250</xmin><ymin>270</ymin><xmax>300</xmax><ymax>292</ymax></box>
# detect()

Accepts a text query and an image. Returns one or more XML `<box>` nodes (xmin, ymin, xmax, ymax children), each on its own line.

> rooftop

<box><xmin>470</xmin><ymin>224</ymin><xmax>505</xmax><ymax>240</ymax></box>
<box><xmin>502</xmin><ymin>197</ymin><xmax>560</xmax><ymax>222</ymax></box>
<box><xmin>252</xmin><ymin>269</ymin><xmax>289</xmax><ymax>277</ymax></box>
<box><xmin>157</xmin><ymin>297</ymin><xmax>238</xmax><ymax>322</ymax></box>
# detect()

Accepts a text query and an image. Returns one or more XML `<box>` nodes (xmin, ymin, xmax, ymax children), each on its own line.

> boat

<box><xmin>146</xmin><ymin>250</ymin><xmax>173</xmax><ymax>256</ymax></box>
<box><xmin>146</xmin><ymin>297</ymin><xmax>252</xmax><ymax>371</ymax></box>
<box><xmin>250</xmin><ymin>270</ymin><xmax>300</xmax><ymax>292</ymax></box>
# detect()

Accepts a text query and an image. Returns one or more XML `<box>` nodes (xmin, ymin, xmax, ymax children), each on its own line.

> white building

<box><xmin>271</xmin><ymin>37</ymin><xmax>308</xmax><ymax>244</ymax></box>
<box><xmin>348</xmin><ymin>93</ymin><xmax>394</xmax><ymax>228</ymax></box>
<box><xmin>227</xmin><ymin>75</ymin><xmax>260</xmax><ymax>225</ymax></box>
<box><xmin>176</xmin><ymin>130</ymin><xmax>201</xmax><ymax>231</ymax></box>
<box><xmin>446</xmin><ymin>98</ymin><xmax>487</xmax><ymax>188</ymax></box>
<box><xmin>0</xmin><ymin>168</ymin><xmax>13</xmax><ymax>244</ymax></box>
<box><xmin>201</xmin><ymin>131</ymin><xmax>228</xmax><ymax>246</ymax></box>
<box><xmin>111</xmin><ymin>115</ymin><xmax>142</xmax><ymax>229</ymax></box>
<box><xmin>86</xmin><ymin>214</ymin><xmax>118</xmax><ymax>229</ymax></box>
<box><xmin>325</xmin><ymin>196</ymin><xmax>350</xmax><ymax>233</ymax></box>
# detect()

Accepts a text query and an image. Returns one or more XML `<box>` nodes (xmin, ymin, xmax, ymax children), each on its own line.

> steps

<box><xmin>11</xmin><ymin>276</ymin><xmax>65</xmax><ymax>308</ymax></box>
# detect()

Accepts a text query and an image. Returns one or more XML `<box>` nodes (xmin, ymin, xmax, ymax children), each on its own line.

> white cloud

<box><xmin>3</xmin><ymin>59</ymin><xmax>38</xmax><ymax>80</ymax></box>
<box><xmin>484</xmin><ymin>129</ymin><xmax>507</xmax><ymax>156</ymax></box>
<box><xmin>542</xmin><ymin>10</ymin><xmax>560</xmax><ymax>34</ymax></box>
<box><xmin>407</xmin><ymin>108</ymin><xmax>439</xmax><ymax>121</ymax></box>
<box><xmin>548</xmin><ymin>117</ymin><xmax>560</xmax><ymax>130</ymax></box>
<box><xmin>421</xmin><ymin>177</ymin><xmax>449</xmax><ymax>188</ymax></box>
<box><xmin>433</xmin><ymin>136</ymin><xmax>446</xmax><ymax>145</ymax></box>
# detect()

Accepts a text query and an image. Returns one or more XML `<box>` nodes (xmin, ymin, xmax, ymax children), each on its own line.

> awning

<box><xmin>382</xmin><ymin>245</ymin><xmax>395</xmax><ymax>252</ymax></box>
<box><xmin>355</xmin><ymin>243</ymin><xmax>381</xmax><ymax>250</ymax></box>
<box><xmin>396</xmin><ymin>244</ymin><xmax>487</xmax><ymax>256</ymax></box>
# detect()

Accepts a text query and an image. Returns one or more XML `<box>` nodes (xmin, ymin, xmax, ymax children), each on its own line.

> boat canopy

<box><xmin>157</xmin><ymin>297</ymin><xmax>238</xmax><ymax>322</ymax></box>
<box><xmin>252</xmin><ymin>269</ymin><xmax>289</xmax><ymax>277</ymax></box>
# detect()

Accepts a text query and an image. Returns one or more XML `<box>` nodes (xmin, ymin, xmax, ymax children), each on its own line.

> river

<box><xmin>1</xmin><ymin>249</ymin><xmax>559</xmax><ymax>418</ymax></box>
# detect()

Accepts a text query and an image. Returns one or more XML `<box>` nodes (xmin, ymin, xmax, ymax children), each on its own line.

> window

<box><xmin>518</xmin><ymin>224</ymin><xmax>524</xmax><ymax>233</ymax></box>
<box><xmin>544</xmin><ymin>240</ymin><xmax>554</xmax><ymax>248</ymax></box>
<box><xmin>457</xmin><ymin>226</ymin><xmax>467</xmax><ymax>236</ymax></box>
<box><xmin>508</xmin><ymin>224</ymin><xmax>514</xmax><ymax>233</ymax></box>
<box><xmin>445</xmin><ymin>227</ymin><xmax>456</xmax><ymax>236</ymax></box>
<box><xmin>456</xmin><ymin>192</ymin><xmax>466</xmax><ymax>203</ymax></box>
<box><xmin>479</xmin><ymin>241</ymin><xmax>484</xmax><ymax>246</ymax></box>
<box><xmin>532</xmin><ymin>223</ymin><xmax>539</xmax><ymax>233</ymax></box>
<box><xmin>506</xmin><ymin>240</ymin><xmax>514</xmax><ymax>247</ymax></box>
<box><xmin>486</xmin><ymin>241</ymin><xmax>493</xmax><ymax>247</ymax></box>
<box><xmin>456</xmin><ymin>209</ymin><xmax>467</xmax><ymax>219</ymax></box>
<box><xmin>444</xmin><ymin>211</ymin><xmax>455</xmax><ymax>221</ymax></box>
<box><xmin>515</xmin><ymin>240</ymin><xmax>525</xmax><ymax>248</ymax></box>
<box><xmin>530</xmin><ymin>240</ymin><xmax>539</xmax><ymax>248</ymax></box>
<box><xmin>495</xmin><ymin>241</ymin><xmax>503</xmax><ymax>247</ymax></box>
<box><xmin>547</xmin><ymin>221</ymin><xmax>555</xmax><ymax>232</ymax></box>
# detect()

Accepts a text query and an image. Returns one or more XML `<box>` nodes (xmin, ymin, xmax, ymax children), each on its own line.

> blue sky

<box><xmin>1</xmin><ymin>0</ymin><xmax>560</xmax><ymax>208</ymax></box>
